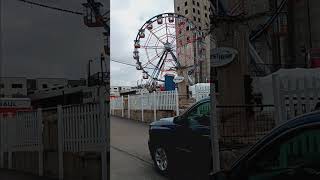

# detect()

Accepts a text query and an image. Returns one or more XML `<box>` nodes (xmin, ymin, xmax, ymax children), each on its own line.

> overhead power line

<box><xmin>18</xmin><ymin>0</ymin><xmax>83</xmax><ymax>15</ymax></box>
<box><xmin>111</xmin><ymin>59</ymin><xmax>153</xmax><ymax>69</ymax></box>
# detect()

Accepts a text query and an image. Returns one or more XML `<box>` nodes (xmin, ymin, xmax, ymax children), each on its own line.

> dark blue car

<box><xmin>148</xmin><ymin>97</ymin><xmax>320</xmax><ymax>179</ymax></box>
<box><xmin>148</xmin><ymin>98</ymin><xmax>211</xmax><ymax>176</ymax></box>
<box><xmin>211</xmin><ymin>110</ymin><xmax>320</xmax><ymax>180</ymax></box>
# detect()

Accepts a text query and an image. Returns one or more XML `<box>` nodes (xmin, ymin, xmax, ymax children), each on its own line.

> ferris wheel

<box><xmin>133</xmin><ymin>13</ymin><xmax>206</xmax><ymax>90</ymax></box>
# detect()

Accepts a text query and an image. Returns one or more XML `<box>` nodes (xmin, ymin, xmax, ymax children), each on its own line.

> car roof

<box><xmin>230</xmin><ymin>110</ymin><xmax>320</xmax><ymax>169</ymax></box>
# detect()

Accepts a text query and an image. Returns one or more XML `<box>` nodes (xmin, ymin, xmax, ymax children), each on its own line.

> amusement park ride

<box><xmin>133</xmin><ymin>13</ymin><xmax>207</xmax><ymax>91</ymax></box>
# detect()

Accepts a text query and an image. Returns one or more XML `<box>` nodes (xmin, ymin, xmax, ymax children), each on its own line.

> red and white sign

<box><xmin>0</xmin><ymin>98</ymin><xmax>32</xmax><ymax>116</ymax></box>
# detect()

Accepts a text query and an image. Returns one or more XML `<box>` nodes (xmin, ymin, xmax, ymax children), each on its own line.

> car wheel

<box><xmin>153</xmin><ymin>146</ymin><xmax>170</xmax><ymax>175</ymax></box>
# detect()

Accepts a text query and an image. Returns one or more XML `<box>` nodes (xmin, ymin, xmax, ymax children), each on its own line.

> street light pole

<box><xmin>88</xmin><ymin>59</ymin><xmax>93</xmax><ymax>86</ymax></box>
<box><xmin>100</xmin><ymin>53</ymin><xmax>105</xmax><ymax>86</ymax></box>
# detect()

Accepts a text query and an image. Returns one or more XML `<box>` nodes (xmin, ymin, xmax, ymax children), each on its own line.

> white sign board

<box><xmin>173</xmin><ymin>76</ymin><xmax>185</xmax><ymax>83</ymax></box>
<box><xmin>211</xmin><ymin>47</ymin><xmax>238</xmax><ymax>67</ymax></box>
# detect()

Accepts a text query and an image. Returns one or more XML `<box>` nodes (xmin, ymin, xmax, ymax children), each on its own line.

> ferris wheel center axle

<box><xmin>164</xmin><ymin>42</ymin><xmax>172</xmax><ymax>51</ymax></box>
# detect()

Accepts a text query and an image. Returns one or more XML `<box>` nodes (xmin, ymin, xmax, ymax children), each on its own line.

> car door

<box><xmin>241</xmin><ymin>124</ymin><xmax>320</xmax><ymax>180</ymax></box>
<box><xmin>174</xmin><ymin>101</ymin><xmax>211</xmax><ymax>171</ymax></box>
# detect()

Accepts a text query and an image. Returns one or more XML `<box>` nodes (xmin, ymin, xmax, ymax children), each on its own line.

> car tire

<box><xmin>152</xmin><ymin>146</ymin><xmax>170</xmax><ymax>175</ymax></box>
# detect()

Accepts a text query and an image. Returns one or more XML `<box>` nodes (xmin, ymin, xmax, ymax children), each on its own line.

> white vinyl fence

<box><xmin>194</xmin><ymin>85</ymin><xmax>210</xmax><ymax>101</ymax></box>
<box><xmin>58</xmin><ymin>101</ymin><xmax>108</xmax><ymax>180</ymax></box>
<box><xmin>0</xmin><ymin>101</ymin><xmax>108</xmax><ymax>180</ymax></box>
<box><xmin>111</xmin><ymin>89</ymin><xmax>179</xmax><ymax>122</ymax></box>
<box><xmin>0</xmin><ymin>110</ymin><xmax>43</xmax><ymax>176</ymax></box>
<box><xmin>273</xmin><ymin>74</ymin><xmax>320</xmax><ymax>125</ymax></box>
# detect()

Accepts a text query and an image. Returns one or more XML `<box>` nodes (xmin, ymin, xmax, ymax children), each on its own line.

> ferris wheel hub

<box><xmin>164</xmin><ymin>42</ymin><xmax>172</xmax><ymax>51</ymax></box>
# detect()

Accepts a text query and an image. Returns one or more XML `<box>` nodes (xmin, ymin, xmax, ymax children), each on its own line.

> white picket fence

<box><xmin>0</xmin><ymin>101</ymin><xmax>108</xmax><ymax>180</ymax></box>
<box><xmin>273</xmin><ymin>74</ymin><xmax>320</xmax><ymax>125</ymax></box>
<box><xmin>0</xmin><ymin>110</ymin><xmax>43</xmax><ymax>175</ymax></box>
<box><xmin>58</xmin><ymin>101</ymin><xmax>108</xmax><ymax>180</ymax></box>
<box><xmin>111</xmin><ymin>89</ymin><xmax>179</xmax><ymax>122</ymax></box>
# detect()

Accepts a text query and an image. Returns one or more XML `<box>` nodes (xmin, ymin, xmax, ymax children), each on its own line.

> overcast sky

<box><xmin>110</xmin><ymin>0</ymin><xmax>174</xmax><ymax>86</ymax></box>
<box><xmin>1</xmin><ymin>0</ymin><xmax>108</xmax><ymax>80</ymax></box>
<box><xmin>0</xmin><ymin>0</ymin><xmax>174</xmax><ymax>86</ymax></box>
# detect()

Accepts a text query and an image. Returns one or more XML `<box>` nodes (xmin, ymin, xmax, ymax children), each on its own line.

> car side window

<box><xmin>246</xmin><ymin>128</ymin><xmax>320</xmax><ymax>180</ymax></box>
<box><xmin>186</xmin><ymin>101</ymin><xmax>210</xmax><ymax>127</ymax></box>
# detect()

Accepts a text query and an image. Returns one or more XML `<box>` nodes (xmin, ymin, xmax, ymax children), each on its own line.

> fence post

<box><xmin>128</xmin><ymin>95</ymin><xmax>131</xmax><ymax>119</ymax></box>
<box><xmin>272</xmin><ymin>74</ymin><xmax>283</xmax><ymax>126</ymax></box>
<box><xmin>175</xmin><ymin>88</ymin><xmax>180</xmax><ymax>116</ymax></box>
<box><xmin>141</xmin><ymin>93</ymin><xmax>144</xmax><ymax>122</ymax></box>
<box><xmin>121</xmin><ymin>96</ymin><xmax>124</xmax><ymax>117</ymax></box>
<box><xmin>153</xmin><ymin>91</ymin><xmax>157</xmax><ymax>122</ymax></box>
<box><xmin>57</xmin><ymin>105</ymin><xmax>64</xmax><ymax>180</ymax></box>
<box><xmin>38</xmin><ymin>108</ymin><xmax>44</xmax><ymax>176</ymax></box>
<box><xmin>111</xmin><ymin>100</ymin><xmax>114</xmax><ymax>116</ymax></box>
<box><xmin>8</xmin><ymin>118</ymin><xmax>13</xmax><ymax>170</ymax></box>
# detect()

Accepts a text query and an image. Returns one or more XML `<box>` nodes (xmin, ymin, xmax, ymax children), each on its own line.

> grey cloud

<box><xmin>1</xmin><ymin>0</ymin><xmax>108</xmax><ymax>79</ymax></box>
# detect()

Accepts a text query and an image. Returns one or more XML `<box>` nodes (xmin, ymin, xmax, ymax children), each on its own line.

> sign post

<box><xmin>210</xmin><ymin>46</ymin><xmax>238</xmax><ymax>174</ymax></box>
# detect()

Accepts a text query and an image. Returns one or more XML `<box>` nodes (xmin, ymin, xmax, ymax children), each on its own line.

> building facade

<box><xmin>174</xmin><ymin>0</ymin><xmax>212</xmax><ymax>83</ymax></box>
<box><xmin>35</xmin><ymin>78</ymin><xmax>68</xmax><ymax>90</ymax></box>
<box><xmin>0</xmin><ymin>77</ymin><xmax>28</xmax><ymax>98</ymax></box>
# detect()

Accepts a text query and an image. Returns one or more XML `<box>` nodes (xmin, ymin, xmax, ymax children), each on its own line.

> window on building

<box><xmin>42</xmin><ymin>84</ymin><xmax>48</xmax><ymax>89</ymax></box>
<box><xmin>0</xmin><ymin>84</ymin><xmax>4</xmax><ymax>88</ymax></box>
<box><xmin>193</xmin><ymin>8</ymin><xmax>195</xmax><ymax>13</ymax></box>
<box><xmin>198</xmin><ymin>10</ymin><xmax>200</xmax><ymax>15</ymax></box>
<box><xmin>186</xmin><ymin>26</ymin><xmax>190</xmax><ymax>31</ymax></box>
<box><xmin>192</xmin><ymin>0</ymin><xmax>195</xmax><ymax>5</ymax></box>
<box><xmin>177</xmin><ymin>6</ymin><xmax>180</xmax><ymax>11</ymax></box>
<box><xmin>185</xmin><ymin>1</ymin><xmax>187</xmax><ymax>6</ymax></box>
<box><xmin>198</xmin><ymin>18</ymin><xmax>201</xmax><ymax>23</ymax></box>
<box><xmin>194</xmin><ymin>16</ymin><xmax>196</xmax><ymax>21</ymax></box>
<box><xmin>12</xmin><ymin>84</ymin><xmax>23</xmax><ymax>88</ymax></box>
<box><xmin>197</xmin><ymin>2</ymin><xmax>199</xmax><ymax>6</ymax></box>
<box><xmin>205</xmin><ymin>5</ymin><xmax>207</xmax><ymax>10</ymax></box>
<box><xmin>185</xmin><ymin>9</ymin><xmax>188</xmax><ymax>14</ymax></box>
<box><xmin>199</xmin><ymin>26</ymin><xmax>202</xmax><ymax>30</ymax></box>
<box><xmin>205</xmin><ymin>13</ymin><xmax>208</xmax><ymax>18</ymax></box>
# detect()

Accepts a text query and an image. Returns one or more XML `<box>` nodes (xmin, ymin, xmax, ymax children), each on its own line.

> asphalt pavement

<box><xmin>110</xmin><ymin>116</ymin><xmax>210</xmax><ymax>180</ymax></box>
<box><xmin>110</xmin><ymin>116</ymin><xmax>167</xmax><ymax>180</ymax></box>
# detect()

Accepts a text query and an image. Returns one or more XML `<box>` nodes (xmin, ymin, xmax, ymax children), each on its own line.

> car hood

<box><xmin>150</xmin><ymin>117</ymin><xmax>175</xmax><ymax>126</ymax></box>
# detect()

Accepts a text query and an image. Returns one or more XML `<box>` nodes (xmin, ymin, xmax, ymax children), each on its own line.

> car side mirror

<box><xmin>173</xmin><ymin>116</ymin><xmax>187</xmax><ymax>126</ymax></box>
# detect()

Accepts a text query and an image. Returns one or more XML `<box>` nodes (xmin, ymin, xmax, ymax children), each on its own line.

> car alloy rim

<box><xmin>155</xmin><ymin>147</ymin><xmax>168</xmax><ymax>171</ymax></box>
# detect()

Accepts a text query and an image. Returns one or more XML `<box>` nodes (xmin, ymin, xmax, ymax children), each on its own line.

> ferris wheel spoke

<box><xmin>165</xmin><ymin>21</ymin><xmax>169</xmax><ymax>42</ymax></box>
<box><xmin>147</xmin><ymin>28</ymin><xmax>166</xmax><ymax>46</ymax></box>
<box><xmin>167</xmin><ymin>50</ymin><xmax>180</xmax><ymax>68</ymax></box>
<box><xmin>149</xmin><ymin>51</ymin><xmax>167</xmax><ymax>80</ymax></box>
<box><xmin>144</xmin><ymin>49</ymin><xmax>166</xmax><ymax>68</ymax></box>
<box><xmin>155</xmin><ymin>52</ymin><xmax>168</xmax><ymax>80</ymax></box>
